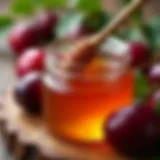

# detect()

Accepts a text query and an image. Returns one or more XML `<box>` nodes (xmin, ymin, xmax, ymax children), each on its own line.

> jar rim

<box><xmin>45</xmin><ymin>40</ymin><xmax>130</xmax><ymax>82</ymax></box>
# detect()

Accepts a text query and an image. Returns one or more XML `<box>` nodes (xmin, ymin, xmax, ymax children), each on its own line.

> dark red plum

<box><xmin>36</xmin><ymin>11</ymin><xmax>58</xmax><ymax>40</ymax></box>
<box><xmin>9</xmin><ymin>23</ymin><xmax>40</xmax><ymax>55</ymax></box>
<box><xmin>129</xmin><ymin>42</ymin><xmax>150</xmax><ymax>67</ymax></box>
<box><xmin>105</xmin><ymin>104</ymin><xmax>159</xmax><ymax>158</ymax></box>
<box><xmin>148</xmin><ymin>64</ymin><xmax>160</xmax><ymax>85</ymax></box>
<box><xmin>14</xmin><ymin>72</ymin><xmax>42</xmax><ymax>115</ymax></box>
<box><xmin>16</xmin><ymin>48</ymin><xmax>45</xmax><ymax>78</ymax></box>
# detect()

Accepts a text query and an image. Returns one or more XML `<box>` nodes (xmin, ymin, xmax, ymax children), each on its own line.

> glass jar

<box><xmin>43</xmin><ymin>38</ymin><xmax>134</xmax><ymax>145</ymax></box>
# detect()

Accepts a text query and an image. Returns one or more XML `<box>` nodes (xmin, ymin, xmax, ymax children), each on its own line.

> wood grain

<box><xmin>0</xmin><ymin>88</ymin><xmax>129</xmax><ymax>160</ymax></box>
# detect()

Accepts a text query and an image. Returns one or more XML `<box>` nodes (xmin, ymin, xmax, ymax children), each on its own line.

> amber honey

<box><xmin>43</xmin><ymin>55</ymin><xmax>134</xmax><ymax>144</ymax></box>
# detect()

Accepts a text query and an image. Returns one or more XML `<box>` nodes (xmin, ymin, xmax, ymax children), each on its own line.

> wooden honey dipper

<box><xmin>60</xmin><ymin>0</ymin><xmax>146</xmax><ymax>72</ymax></box>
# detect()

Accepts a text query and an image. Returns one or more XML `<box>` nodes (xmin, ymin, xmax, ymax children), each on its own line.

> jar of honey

<box><xmin>43</xmin><ymin>38</ymin><xmax>134</xmax><ymax>145</ymax></box>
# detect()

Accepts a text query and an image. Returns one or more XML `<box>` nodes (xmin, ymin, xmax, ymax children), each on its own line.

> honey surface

<box><xmin>43</xmin><ymin>58</ymin><xmax>133</xmax><ymax>143</ymax></box>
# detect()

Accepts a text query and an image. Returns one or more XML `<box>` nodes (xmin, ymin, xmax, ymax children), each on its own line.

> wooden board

<box><xmin>0</xmin><ymin>89</ymin><xmax>130</xmax><ymax>160</ymax></box>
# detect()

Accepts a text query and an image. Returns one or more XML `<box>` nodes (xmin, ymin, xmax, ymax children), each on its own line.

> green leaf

<box><xmin>84</xmin><ymin>12</ymin><xmax>112</xmax><ymax>31</ymax></box>
<box><xmin>135</xmin><ymin>71</ymin><xmax>150</xmax><ymax>102</ymax></box>
<box><xmin>70</xmin><ymin>0</ymin><xmax>102</xmax><ymax>12</ymax></box>
<box><xmin>11</xmin><ymin>0</ymin><xmax>36</xmax><ymax>15</ymax></box>
<box><xmin>119</xmin><ymin>27</ymin><xmax>146</xmax><ymax>42</ymax></box>
<box><xmin>143</xmin><ymin>16</ymin><xmax>160</xmax><ymax>52</ymax></box>
<box><xmin>56</xmin><ymin>12</ymin><xmax>86</xmax><ymax>39</ymax></box>
<box><xmin>123</xmin><ymin>0</ymin><xmax>131</xmax><ymax>4</ymax></box>
<box><xmin>11</xmin><ymin>0</ymin><xmax>67</xmax><ymax>14</ymax></box>
<box><xmin>39</xmin><ymin>0</ymin><xmax>67</xmax><ymax>8</ymax></box>
<box><xmin>127</xmin><ymin>27</ymin><xmax>146</xmax><ymax>42</ymax></box>
<box><xmin>0</xmin><ymin>15</ymin><xmax>13</xmax><ymax>29</ymax></box>
<box><xmin>56</xmin><ymin>11</ymin><xmax>111</xmax><ymax>40</ymax></box>
<box><xmin>155</xmin><ymin>102</ymin><xmax>160</xmax><ymax>115</ymax></box>
<box><xmin>0</xmin><ymin>15</ymin><xmax>14</xmax><ymax>37</ymax></box>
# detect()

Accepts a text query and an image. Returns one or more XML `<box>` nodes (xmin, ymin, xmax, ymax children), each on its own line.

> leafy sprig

<box><xmin>0</xmin><ymin>0</ymin><xmax>159</xmax><ymax>56</ymax></box>
<box><xmin>69</xmin><ymin>0</ymin><xmax>102</xmax><ymax>12</ymax></box>
<box><xmin>56</xmin><ymin>11</ymin><xmax>111</xmax><ymax>39</ymax></box>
